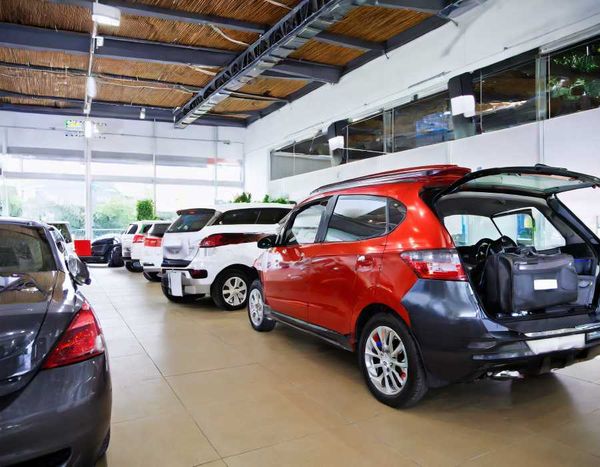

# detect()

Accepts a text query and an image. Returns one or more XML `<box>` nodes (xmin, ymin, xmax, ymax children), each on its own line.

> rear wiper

<box><xmin>0</xmin><ymin>273</ymin><xmax>48</xmax><ymax>295</ymax></box>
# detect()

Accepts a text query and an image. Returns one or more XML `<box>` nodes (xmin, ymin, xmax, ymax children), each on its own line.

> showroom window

<box><xmin>345</xmin><ymin>113</ymin><xmax>386</xmax><ymax>162</ymax></box>
<box><xmin>392</xmin><ymin>92</ymin><xmax>454</xmax><ymax>152</ymax></box>
<box><xmin>473</xmin><ymin>56</ymin><xmax>538</xmax><ymax>133</ymax></box>
<box><xmin>270</xmin><ymin>133</ymin><xmax>331</xmax><ymax>180</ymax></box>
<box><xmin>548</xmin><ymin>36</ymin><xmax>600</xmax><ymax>118</ymax></box>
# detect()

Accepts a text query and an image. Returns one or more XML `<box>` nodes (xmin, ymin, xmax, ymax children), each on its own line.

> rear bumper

<box><xmin>161</xmin><ymin>270</ymin><xmax>211</xmax><ymax>296</ymax></box>
<box><xmin>401</xmin><ymin>279</ymin><xmax>600</xmax><ymax>387</ymax></box>
<box><xmin>0</xmin><ymin>354</ymin><xmax>112</xmax><ymax>467</ymax></box>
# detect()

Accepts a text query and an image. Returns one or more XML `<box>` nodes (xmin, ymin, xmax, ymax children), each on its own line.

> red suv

<box><xmin>247</xmin><ymin>165</ymin><xmax>600</xmax><ymax>407</ymax></box>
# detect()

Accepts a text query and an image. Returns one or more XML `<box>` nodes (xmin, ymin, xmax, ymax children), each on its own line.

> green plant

<box><xmin>232</xmin><ymin>192</ymin><xmax>252</xmax><ymax>203</ymax></box>
<box><xmin>136</xmin><ymin>199</ymin><xmax>155</xmax><ymax>220</ymax></box>
<box><xmin>262</xmin><ymin>194</ymin><xmax>295</xmax><ymax>204</ymax></box>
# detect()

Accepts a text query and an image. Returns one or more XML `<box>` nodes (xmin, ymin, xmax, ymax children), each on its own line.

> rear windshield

<box><xmin>141</xmin><ymin>224</ymin><xmax>153</xmax><ymax>234</ymax></box>
<box><xmin>168</xmin><ymin>210</ymin><xmax>215</xmax><ymax>233</ymax></box>
<box><xmin>0</xmin><ymin>225</ymin><xmax>56</xmax><ymax>273</ymax></box>
<box><xmin>148</xmin><ymin>223</ymin><xmax>170</xmax><ymax>237</ymax></box>
<box><xmin>215</xmin><ymin>208</ymin><xmax>290</xmax><ymax>225</ymax></box>
<box><xmin>126</xmin><ymin>224</ymin><xmax>138</xmax><ymax>234</ymax></box>
<box><xmin>49</xmin><ymin>223</ymin><xmax>72</xmax><ymax>243</ymax></box>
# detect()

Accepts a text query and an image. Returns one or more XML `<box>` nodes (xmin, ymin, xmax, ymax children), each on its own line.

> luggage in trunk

<box><xmin>484</xmin><ymin>247</ymin><xmax>578</xmax><ymax>315</ymax></box>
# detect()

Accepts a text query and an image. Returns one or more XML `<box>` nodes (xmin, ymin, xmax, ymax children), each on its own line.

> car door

<box><xmin>262</xmin><ymin>199</ymin><xmax>329</xmax><ymax>321</ymax></box>
<box><xmin>308</xmin><ymin>195</ymin><xmax>405</xmax><ymax>334</ymax></box>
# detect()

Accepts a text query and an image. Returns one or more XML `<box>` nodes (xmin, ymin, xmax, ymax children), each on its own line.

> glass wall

<box><xmin>346</xmin><ymin>114</ymin><xmax>385</xmax><ymax>161</ymax></box>
<box><xmin>270</xmin><ymin>133</ymin><xmax>331</xmax><ymax>180</ymax></box>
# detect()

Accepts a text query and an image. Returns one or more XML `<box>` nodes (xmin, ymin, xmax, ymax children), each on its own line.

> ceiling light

<box><xmin>84</xmin><ymin>120</ymin><xmax>93</xmax><ymax>138</ymax></box>
<box><xmin>92</xmin><ymin>3</ymin><xmax>121</xmax><ymax>27</ymax></box>
<box><xmin>86</xmin><ymin>76</ymin><xmax>97</xmax><ymax>99</ymax></box>
<box><xmin>139</xmin><ymin>107</ymin><xmax>146</xmax><ymax>120</ymax></box>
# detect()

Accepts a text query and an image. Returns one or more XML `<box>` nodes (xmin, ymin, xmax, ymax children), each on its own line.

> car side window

<box><xmin>217</xmin><ymin>209</ymin><xmax>260</xmax><ymax>225</ymax></box>
<box><xmin>256</xmin><ymin>208</ymin><xmax>290</xmax><ymax>224</ymax></box>
<box><xmin>283</xmin><ymin>200</ymin><xmax>328</xmax><ymax>245</ymax></box>
<box><xmin>388</xmin><ymin>199</ymin><xmax>407</xmax><ymax>230</ymax></box>
<box><xmin>126</xmin><ymin>224</ymin><xmax>137</xmax><ymax>234</ymax></box>
<box><xmin>325</xmin><ymin>196</ymin><xmax>388</xmax><ymax>242</ymax></box>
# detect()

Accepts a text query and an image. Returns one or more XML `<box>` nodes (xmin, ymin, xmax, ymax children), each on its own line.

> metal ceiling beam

<box><xmin>313</xmin><ymin>32</ymin><xmax>385</xmax><ymax>51</ymax></box>
<box><xmin>47</xmin><ymin>0</ymin><xmax>268</xmax><ymax>34</ymax></box>
<box><xmin>367</xmin><ymin>0</ymin><xmax>453</xmax><ymax>14</ymax></box>
<box><xmin>0</xmin><ymin>22</ymin><xmax>236</xmax><ymax>68</ymax></box>
<box><xmin>0</xmin><ymin>22</ymin><xmax>339</xmax><ymax>83</ymax></box>
<box><xmin>0</xmin><ymin>102</ymin><xmax>247</xmax><ymax>127</ymax></box>
<box><xmin>175</xmin><ymin>0</ymin><xmax>358</xmax><ymax>127</ymax></box>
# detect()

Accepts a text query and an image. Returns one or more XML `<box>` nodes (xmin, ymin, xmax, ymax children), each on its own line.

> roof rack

<box><xmin>310</xmin><ymin>165</ymin><xmax>468</xmax><ymax>195</ymax></box>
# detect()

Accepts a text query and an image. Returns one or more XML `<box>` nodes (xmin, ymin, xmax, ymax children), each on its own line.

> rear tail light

<box><xmin>144</xmin><ymin>236</ymin><xmax>162</xmax><ymax>247</ymax></box>
<box><xmin>43</xmin><ymin>301</ymin><xmax>105</xmax><ymax>369</ymax></box>
<box><xmin>199</xmin><ymin>233</ymin><xmax>263</xmax><ymax>248</ymax></box>
<box><xmin>400</xmin><ymin>249</ymin><xmax>466</xmax><ymax>281</ymax></box>
<box><xmin>133</xmin><ymin>234</ymin><xmax>145</xmax><ymax>244</ymax></box>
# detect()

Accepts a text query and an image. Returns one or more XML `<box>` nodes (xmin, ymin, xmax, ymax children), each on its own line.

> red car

<box><xmin>247</xmin><ymin>165</ymin><xmax>600</xmax><ymax>407</ymax></box>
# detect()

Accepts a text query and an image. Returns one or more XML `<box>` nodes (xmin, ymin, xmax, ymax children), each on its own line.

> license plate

<box><xmin>526</xmin><ymin>334</ymin><xmax>585</xmax><ymax>355</ymax></box>
<box><xmin>534</xmin><ymin>279</ymin><xmax>557</xmax><ymax>290</ymax></box>
<box><xmin>168</xmin><ymin>271</ymin><xmax>183</xmax><ymax>296</ymax></box>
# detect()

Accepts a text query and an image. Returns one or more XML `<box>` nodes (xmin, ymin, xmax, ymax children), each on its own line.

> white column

<box><xmin>84</xmin><ymin>137</ymin><xmax>92</xmax><ymax>239</ymax></box>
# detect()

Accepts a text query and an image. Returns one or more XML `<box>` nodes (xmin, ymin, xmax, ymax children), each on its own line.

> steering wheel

<box><xmin>474</xmin><ymin>238</ymin><xmax>493</xmax><ymax>263</ymax></box>
<box><xmin>489</xmin><ymin>235</ymin><xmax>518</xmax><ymax>254</ymax></box>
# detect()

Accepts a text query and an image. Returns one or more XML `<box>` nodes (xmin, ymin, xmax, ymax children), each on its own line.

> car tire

<box><xmin>125</xmin><ymin>260</ymin><xmax>143</xmax><ymax>273</ymax></box>
<box><xmin>247</xmin><ymin>280</ymin><xmax>276</xmax><ymax>332</ymax></box>
<box><xmin>143</xmin><ymin>271</ymin><xmax>161</xmax><ymax>282</ymax></box>
<box><xmin>211</xmin><ymin>269</ymin><xmax>250</xmax><ymax>311</ymax></box>
<box><xmin>107</xmin><ymin>246</ymin><xmax>123</xmax><ymax>268</ymax></box>
<box><xmin>358</xmin><ymin>313</ymin><xmax>428</xmax><ymax>408</ymax></box>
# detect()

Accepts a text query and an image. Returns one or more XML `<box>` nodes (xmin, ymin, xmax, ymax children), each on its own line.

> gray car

<box><xmin>0</xmin><ymin>218</ymin><xmax>111</xmax><ymax>466</ymax></box>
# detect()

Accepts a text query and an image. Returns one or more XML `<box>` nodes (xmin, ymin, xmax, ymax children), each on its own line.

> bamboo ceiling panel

<box><xmin>239</xmin><ymin>77</ymin><xmax>308</xmax><ymax>98</ymax></box>
<box><xmin>290</xmin><ymin>40</ymin><xmax>364</xmax><ymax>66</ymax></box>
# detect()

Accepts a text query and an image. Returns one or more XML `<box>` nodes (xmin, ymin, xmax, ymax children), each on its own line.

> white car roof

<box><xmin>178</xmin><ymin>203</ymin><xmax>293</xmax><ymax>214</ymax></box>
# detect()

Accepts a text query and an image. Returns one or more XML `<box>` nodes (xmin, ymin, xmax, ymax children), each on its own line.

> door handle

<box><xmin>357</xmin><ymin>254</ymin><xmax>374</xmax><ymax>266</ymax></box>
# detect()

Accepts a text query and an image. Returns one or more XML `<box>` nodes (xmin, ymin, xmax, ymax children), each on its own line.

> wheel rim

<box><xmin>222</xmin><ymin>276</ymin><xmax>247</xmax><ymax>306</ymax></box>
<box><xmin>364</xmin><ymin>326</ymin><xmax>408</xmax><ymax>396</ymax></box>
<box><xmin>248</xmin><ymin>288</ymin><xmax>264</xmax><ymax>325</ymax></box>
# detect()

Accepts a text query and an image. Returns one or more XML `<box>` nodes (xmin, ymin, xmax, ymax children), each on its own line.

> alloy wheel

<box><xmin>222</xmin><ymin>276</ymin><xmax>247</xmax><ymax>307</ymax></box>
<box><xmin>248</xmin><ymin>288</ymin><xmax>264</xmax><ymax>326</ymax></box>
<box><xmin>364</xmin><ymin>325</ymin><xmax>408</xmax><ymax>396</ymax></box>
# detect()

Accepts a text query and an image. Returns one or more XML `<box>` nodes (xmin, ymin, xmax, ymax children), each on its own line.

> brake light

<box><xmin>400</xmin><ymin>249</ymin><xmax>466</xmax><ymax>281</ymax></box>
<box><xmin>144</xmin><ymin>236</ymin><xmax>162</xmax><ymax>247</ymax></box>
<box><xmin>43</xmin><ymin>301</ymin><xmax>105</xmax><ymax>369</ymax></box>
<box><xmin>133</xmin><ymin>234</ymin><xmax>145</xmax><ymax>244</ymax></box>
<box><xmin>199</xmin><ymin>233</ymin><xmax>263</xmax><ymax>248</ymax></box>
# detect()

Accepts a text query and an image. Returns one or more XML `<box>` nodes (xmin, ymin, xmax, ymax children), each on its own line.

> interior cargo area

<box><xmin>435</xmin><ymin>191</ymin><xmax>598</xmax><ymax>319</ymax></box>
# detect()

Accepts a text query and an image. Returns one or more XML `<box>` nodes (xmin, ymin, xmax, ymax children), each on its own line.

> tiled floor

<box><xmin>90</xmin><ymin>265</ymin><xmax>600</xmax><ymax>467</ymax></box>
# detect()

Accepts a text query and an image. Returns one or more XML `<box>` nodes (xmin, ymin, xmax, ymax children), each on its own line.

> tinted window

<box><xmin>148</xmin><ymin>223</ymin><xmax>170</xmax><ymax>237</ymax></box>
<box><xmin>168</xmin><ymin>210</ymin><xmax>215</xmax><ymax>233</ymax></box>
<box><xmin>0</xmin><ymin>225</ymin><xmax>56</xmax><ymax>273</ymax></box>
<box><xmin>141</xmin><ymin>224</ymin><xmax>153</xmax><ymax>234</ymax></box>
<box><xmin>50</xmin><ymin>223</ymin><xmax>72</xmax><ymax>243</ymax></box>
<box><xmin>388</xmin><ymin>199</ymin><xmax>407</xmax><ymax>229</ymax></box>
<box><xmin>325</xmin><ymin>196</ymin><xmax>388</xmax><ymax>242</ymax></box>
<box><xmin>284</xmin><ymin>200</ymin><xmax>328</xmax><ymax>245</ymax></box>
<box><xmin>256</xmin><ymin>208</ymin><xmax>290</xmax><ymax>224</ymax></box>
<box><xmin>216</xmin><ymin>209</ymin><xmax>260</xmax><ymax>225</ymax></box>
<box><xmin>126</xmin><ymin>224</ymin><xmax>138</xmax><ymax>234</ymax></box>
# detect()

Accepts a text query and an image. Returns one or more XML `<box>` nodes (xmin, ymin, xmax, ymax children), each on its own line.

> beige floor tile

<box><xmin>555</xmin><ymin>355</ymin><xmax>600</xmax><ymax>384</ymax></box>
<box><xmin>104</xmin><ymin>412</ymin><xmax>219</xmax><ymax>467</ymax></box>
<box><xmin>537</xmin><ymin>408</ymin><xmax>600</xmax><ymax>458</ymax></box>
<box><xmin>463</xmin><ymin>433</ymin><xmax>600</xmax><ymax>467</ymax></box>
<box><xmin>224</xmin><ymin>424</ymin><xmax>417</xmax><ymax>467</ymax></box>
<box><xmin>111</xmin><ymin>377</ymin><xmax>186</xmax><ymax>423</ymax></box>
<box><xmin>109</xmin><ymin>352</ymin><xmax>162</xmax><ymax>386</ymax></box>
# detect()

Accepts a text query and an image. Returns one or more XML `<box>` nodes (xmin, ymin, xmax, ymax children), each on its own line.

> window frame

<box><xmin>279</xmin><ymin>197</ymin><xmax>332</xmax><ymax>246</ymax></box>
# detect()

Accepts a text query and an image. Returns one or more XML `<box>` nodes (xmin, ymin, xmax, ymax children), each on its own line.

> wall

<box><xmin>243</xmin><ymin>0</ymin><xmax>600</xmax><ymax>200</ymax></box>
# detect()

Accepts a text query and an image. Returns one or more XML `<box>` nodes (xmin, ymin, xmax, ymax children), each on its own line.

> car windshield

<box><xmin>0</xmin><ymin>225</ymin><xmax>56</xmax><ymax>274</ymax></box>
<box><xmin>168</xmin><ymin>210</ymin><xmax>215</xmax><ymax>233</ymax></box>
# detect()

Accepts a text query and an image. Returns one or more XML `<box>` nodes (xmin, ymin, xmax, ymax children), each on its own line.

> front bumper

<box><xmin>0</xmin><ymin>354</ymin><xmax>112</xmax><ymax>467</ymax></box>
<box><xmin>402</xmin><ymin>279</ymin><xmax>600</xmax><ymax>387</ymax></box>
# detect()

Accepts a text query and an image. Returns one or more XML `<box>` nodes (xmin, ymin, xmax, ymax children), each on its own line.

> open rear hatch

<box><xmin>432</xmin><ymin>164</ymin><xmax>600</xmax><ymax>323</ymax></box>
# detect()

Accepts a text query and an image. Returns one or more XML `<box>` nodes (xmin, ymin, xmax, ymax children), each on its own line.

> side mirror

<box><xmin>67</xmin><ymin>255</ymin><xmax>91</xmax><ymax>286</ymax></box>
<box><xmin>257</xmin><ymin>234</ymin><xmax>277</xmax><ymax>249</ymax></box>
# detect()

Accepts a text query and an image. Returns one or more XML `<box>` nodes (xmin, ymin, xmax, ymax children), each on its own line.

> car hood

<box><xmin>0</xmin><ymin>271</ymin><xmax>80</xmax><ymax>397</ymax></box>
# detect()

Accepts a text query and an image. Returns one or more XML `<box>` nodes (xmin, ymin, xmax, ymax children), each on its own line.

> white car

<box><xmin>140</xmin><ymin>221</ymin><xmax>172</xmax><ymax>282</ymax></box>
<box><xmin>121</xmin><ymin>220</ymin><xmax>156</xmax><ymax>272</ymax></box>
<box><xmin>161</xmin><ymin>203</ymin><xmax>292</xmax><ymax>310</ymax></box>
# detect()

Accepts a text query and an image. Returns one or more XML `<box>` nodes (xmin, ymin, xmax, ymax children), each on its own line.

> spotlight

<box><xmin>86</xmin><ymin>76</ymin><xmax>97</xmax><ymax>99</ymax></box>
<box><xmin>139</xmin><ymin>107</ymin><xmax>146</xmax><ymax>120</ymax></box>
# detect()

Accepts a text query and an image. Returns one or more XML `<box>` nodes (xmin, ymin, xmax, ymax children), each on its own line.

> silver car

<box><xmin>0</xmin><ymin>218</ymin><xmax>111</xmax><ymax>466</ymax></box>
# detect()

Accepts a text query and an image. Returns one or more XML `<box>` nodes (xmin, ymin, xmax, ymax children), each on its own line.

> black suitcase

<box><xmin>484</xmin><ymin>248</ymin><xmax>578</xmax><ymax>314</ymax></box>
